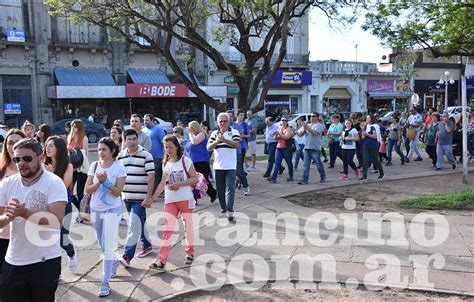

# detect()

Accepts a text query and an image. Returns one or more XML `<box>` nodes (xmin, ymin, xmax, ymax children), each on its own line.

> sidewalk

<box><xmin>56</xmin><ymin>154</ymin><xmax>474</xmax><ymax>300</ymax></box>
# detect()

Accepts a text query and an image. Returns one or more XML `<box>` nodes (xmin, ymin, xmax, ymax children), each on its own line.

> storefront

<box><xmin>49</xmin><ymin>69</ymin><xmax>227</xmax><ymax>126</ymax></box>
<box><xmin>264</xmin><ymin>70</ymin><xmax>312</xmax><ymax>118</ymax></box>
<box><xmin>366</xmin><ymin>79</ymin><xmax>410</xmax><ymax>113</ymax></box>
<box><xmin>322</xmin><ymin>88</ymin><xmax>352</xmax><ymax>115</ymax></box>
<box><xmin>465</xmin><ymin>77</ymin><xmax>474</xmax><ymax>107</ymax></box>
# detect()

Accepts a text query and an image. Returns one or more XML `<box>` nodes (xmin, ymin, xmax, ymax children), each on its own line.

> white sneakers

<box><xmin>69</xmin><ymin>253</ymin><xmax>78</xmax><ymax>272</ymax></box>
<box><xmin>244</xmin><ymin>186</ymin><xmax>250</xmax><ymax>196</ymax></box>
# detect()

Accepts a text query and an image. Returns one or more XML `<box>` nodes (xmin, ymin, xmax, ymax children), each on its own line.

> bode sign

<box><xmin>126</xmin><ymin>83</ymin><xmax>189</xmax><ymax>98</ymax></box>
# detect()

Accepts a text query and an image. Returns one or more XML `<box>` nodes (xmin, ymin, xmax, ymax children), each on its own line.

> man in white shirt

<box><xmin>207</xmin><ymin>113</ymin><xmax>240</xmax><ymax>222</ymax></box>
<box><xmin>0</xmin><ymin>138</ymin><xmax>67</xmax><ymax>301</ymax></box>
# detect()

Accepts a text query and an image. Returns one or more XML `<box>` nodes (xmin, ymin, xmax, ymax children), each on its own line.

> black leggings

<box><xmin>342</xmin><ymin>149</ymin><xmax>357</xmax><ymax>174</ymax></box>
<box><xmin>193</xmin><ymin>161</ymin><xmax>217</xmax><ymax>200</ymax></box>
<box><xmin>72</xmin><ymin>171</ymin><xmax>87</xmax><ymax>209</ymax></box>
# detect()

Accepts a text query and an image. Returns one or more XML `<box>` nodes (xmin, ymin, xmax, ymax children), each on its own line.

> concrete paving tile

<box><xmin>411</xmin><ymin>269</ymin><xmax>474</xmax><ymax>293</ymax></box>
<box><xmin>440</xmin><ymin>255</ymin><xmax>474</xmax><ymax>273</ymax></box>
<box><xmin>59</xmin><ymin>249</ymin><xmax>103</xmax><ymax>284</ymax></box>
<box><xmin>352</xmin><ymin>245</ymin><xmax>411</xmax><ymax>266</ymax></box>
<box><xmin>57</xmin><ymin>281</ymin><xmax>138</xmax><ymax>301</ymax></box>
<box><xmin>294</xmin><ymin>245</ymin><xmax>352</xmax><ymax>262</ymax></box>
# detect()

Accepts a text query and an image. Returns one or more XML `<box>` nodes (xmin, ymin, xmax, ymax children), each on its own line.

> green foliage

<box><xmin>363</xmin><ymin>0</ymin><xmax>474</xmax><ymax>57</ymax></box>
<box><xmin>399</xmin><ymin>186</ymin><xmax>474</xmax><ymax>210</ymax></box>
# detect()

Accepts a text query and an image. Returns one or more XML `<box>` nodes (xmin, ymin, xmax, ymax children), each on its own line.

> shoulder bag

<box><xmin>79</xmin><ymin>161</ymin><xmax>98</xmax><ymax>222</ymax></box>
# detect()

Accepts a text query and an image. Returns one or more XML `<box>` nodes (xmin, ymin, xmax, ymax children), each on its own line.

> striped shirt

<box><xmin>209</xmin><ymin>127</ymin><xmax>240</xmax><ymax>170</ymax></box>
<box><xmin>117</xmin><ymin>146</ymin><xmax>155</xmax><ymax>201</ymax></box>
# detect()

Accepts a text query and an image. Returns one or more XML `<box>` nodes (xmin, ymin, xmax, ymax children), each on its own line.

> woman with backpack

<box><xmin>150</xmin><ymin>135</ymin><xmax>198</xmax><ymax>273</ymax></box>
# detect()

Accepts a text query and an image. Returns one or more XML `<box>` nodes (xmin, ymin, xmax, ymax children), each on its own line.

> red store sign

<box><xmin>126</xmin><ymin>83</ymin><xmax>189</xmax><ymax>98</ymax></box>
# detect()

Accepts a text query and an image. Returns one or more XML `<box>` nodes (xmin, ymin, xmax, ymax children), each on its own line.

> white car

<box><xmin>447</xmin><ymin>106</ymin><xmax>471</xmax><ymax>123</ymax></box>
<box><xmin>124</xmin><ymin>117</ymin><xmax>173</xmax><ymax>134</ymax></box>
<box><xmin>286</xmin><ymin>113</ymin><xmax>313</xmax><ymax>129</ymax></box>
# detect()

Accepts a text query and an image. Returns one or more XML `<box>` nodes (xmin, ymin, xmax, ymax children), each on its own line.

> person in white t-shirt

<box><xmin>207</xmin><ymin>113</ymin><xmax>240</xmax><ymax>222</ymax></box>
<box><xmin>0</xmin><ymin>138</ymin><xmax>67</xmax><ymax>301</ymax></box>
<box><xmin>85</xmin><ymin>138</ymin><xmax>126</xmax><ymax>297</ymax></box>
<box><xmin>339</xmin><ymin>119</ymin><xmax>360</xmax><ymax>180</ymax></box>
<box><xmin>149</xmin><ymin>135</ymin><xmax>198</xmax><ymax>273</ymax></box>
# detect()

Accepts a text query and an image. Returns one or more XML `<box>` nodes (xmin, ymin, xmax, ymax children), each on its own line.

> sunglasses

<box><xmin>281</xmin><ymin>119</ymin><xmax>288</xmax><ymax>122</ymax></box>
<box><xmin>12</xmin><ymin>155</ymin><xmax>34</xmax><ymax>163</ymax></box>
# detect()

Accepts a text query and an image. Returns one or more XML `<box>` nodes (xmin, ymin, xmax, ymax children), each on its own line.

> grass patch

<box><xmin>399</xmin><ymin>187</ymin><xmax>474</xmax><ymax>210</ymax></box>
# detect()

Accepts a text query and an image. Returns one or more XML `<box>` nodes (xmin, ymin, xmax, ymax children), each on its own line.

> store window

<box><xmin>2</xmin><ymin>75</ymin><xmax>32</xmax><ymax>128</ymax></box>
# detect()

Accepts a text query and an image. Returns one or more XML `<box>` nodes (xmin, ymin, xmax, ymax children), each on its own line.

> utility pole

<box><xmin>355</xmin><ymin>44</ymin><xmax>358</xmax><ymax>62</ymax></box>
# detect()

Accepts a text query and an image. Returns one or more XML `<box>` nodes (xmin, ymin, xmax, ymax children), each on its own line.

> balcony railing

<box><xmin>218</xmin><ymin>51</ymin><xmax>309</xmax><ymax>66</ymax></box>
<box><xmin>312</xmin><ymin>61</ymin><xmax>379</xmax><ymax>75</ymax></box>
<box><xmin>52</xmin><ymin>29</ymin><xmax>108</xmax><ymax>47</ymax></box>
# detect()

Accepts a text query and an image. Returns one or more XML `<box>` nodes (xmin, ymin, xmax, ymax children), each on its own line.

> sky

<box><xmin>308</xmin><ymin>8</ymin><xmax>391</xmax><ymax>64</ymax></box>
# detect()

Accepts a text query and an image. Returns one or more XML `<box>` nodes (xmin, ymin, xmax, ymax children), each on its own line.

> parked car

<box><xmin>51</xmin><ymin>118</ymin><xmax>107</xmax><ymax>143</ymax></box>
<box><xmin>447</xmin><ymin>106</ymin><xmax>471</xmax><ymax>123</ymax></box>
<box><xmin>123</xmin><ymin>117</ymin><xmax>173</xmax><ymax>134</ymax></box>
<box><xmin>249</xmin><ymin>115</ymin><xmax>266</xmax><ymax>134</ymax></box>
<box><xmin>287</xmin><ymin>113</ymin><xmax>313</xmax><ymax>129</ymax></box>
<box><xmin>379</xmin><ymin>111</ymin><xmax>396</xmax><ymax>126</ymax></box>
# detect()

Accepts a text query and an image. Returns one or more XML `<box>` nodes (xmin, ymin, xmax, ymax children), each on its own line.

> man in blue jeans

<box><xmin>207</xmin><ymin>113</ymin><xmax>241</xmax><ymax>222</ymax></box>
<box><xmin>263</xmin><ymin>117</ymin><xmax>280</xmax><ymax>178</ymax></box>
<box><xmin>298</xmin><ymin>112</ymin><xmax>326</xmax><ymax>184</ymax></box>
<box><xmin>117</xmin><ymin>129</ymin><xmax>155</xmax><ymax>267</ymax></box>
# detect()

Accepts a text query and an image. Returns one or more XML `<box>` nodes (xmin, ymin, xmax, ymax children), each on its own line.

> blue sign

<box><xmin>6</xmin><ymin>29</ymin><xmax>25</xmax><ymax>42</ymax></box>
<box><xmin>265</xmin><ymin>70</ymin><xmax>312</xmax><ymax>86</ymax></box>
<box><xmin>467</xmin><ymin>77</ymin><xmax>474</xmax><ymax>94</ymax></box>
<box><xmin>4</xmin><ymin>103</ymin><xmax>21</xmax><ymax>115</ymax></box>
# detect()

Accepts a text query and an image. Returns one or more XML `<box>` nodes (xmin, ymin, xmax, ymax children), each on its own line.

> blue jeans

<box><xmin>294</xmin><ymin>143</ymin><xmax>305</xmax><ymax>169</ymax></box>
<box><xmin>387</xmin><ymin>138</ymin><xmax>405</xmax><ymax>163</ymax></box>
<box><xmin>407</xmin><ymin>130</ymin><xmax>422</xmax><ymax>159</ymax></box>
<box><xmin>265</xmin><ymin>142</ymin><xmax>277</xmax><ymax>175</ymax></box>
<box><xmin>468</xmin><ymin>133</ymin><xmax>474</xmax><ymax>156</ymax></box>
<box><xmin>60</xmin><ymin>201</ymin><xmax>75</xmax><ymax>257</ymax></box>
<box><xmin>301</xmin><ymin>149</ymin><xmax>326</xmax><ymax>183</ymax></box>
<box><xmin>329</xmin><ymin>142</ymin><xmax>343</xmax><ymax>167</ymax></box>
<box><xmin>236</xmin><ymin>153</ymin><xmax>249</xmax><ymax>188</ymax></box>
<box><xmin>91</xmin><ymin>206</ymin><xmax>122</xmax><ymax>283</ymax></box>
<box><xmin>215</xmin><ymin>169</ymin><xmax>237</xmax><ymax>212</ymax></box>
<box><xmin>123</xmin><ymin>201</ymin><xmax>152</xmax><ymax>259</ymax></box>
<box><xmin>436</xmin><ymin>144</ymin><xmax>456</xmax><ymax>169</ymax></box>
<box><xmin>272</xmin><ymin>148</ymin><xmax>293</xmax><ymax>179</ymax></box>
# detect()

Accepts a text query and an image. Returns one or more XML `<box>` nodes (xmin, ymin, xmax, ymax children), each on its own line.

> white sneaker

<box><xmin>244</xmin><ymin>187</ymin><xmax>250</xmax><ymax>196</ymax></box>
<box><xmin>69</xmin><ymin>253</ymin><xmax>78</xmax><ymax>272</ymax></box>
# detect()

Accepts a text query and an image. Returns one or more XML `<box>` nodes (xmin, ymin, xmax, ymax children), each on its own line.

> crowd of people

<box><xmin>0</xmin><ymin>106</ymin><xmax>472</xmax><ymax>299</ymax></box>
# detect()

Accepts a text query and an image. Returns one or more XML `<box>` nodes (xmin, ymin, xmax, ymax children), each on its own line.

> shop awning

<box><xmin>128</xmin><ymin>69</ymin><xmax>171</xmax><ymax>84</ymax></box>
<box><xmin>54</xmin><ymin>68</ymin><xmax>116</xmax><ymax>86</ymax></box>
<box><xmin>368</xmin><ymin>92</ymin><xmax>411</xmax><ymax>98</ymax></box>
<box><xmin>323</xmin><ymin>88</ymin><xmax>351</xmax><ymax>99</ymax></box>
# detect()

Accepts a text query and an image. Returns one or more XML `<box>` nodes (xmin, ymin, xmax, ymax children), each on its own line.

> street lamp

<box><xmin>437</xmin><ymin>71</ymin><xmax>455</xmax><ymax>111</ymax></box>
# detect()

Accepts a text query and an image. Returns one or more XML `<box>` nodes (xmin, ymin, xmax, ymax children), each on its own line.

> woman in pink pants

<box><xmin>150</xmin><ymin>135</ymin><xmax>198</xmax><ymax>272</ymax></box>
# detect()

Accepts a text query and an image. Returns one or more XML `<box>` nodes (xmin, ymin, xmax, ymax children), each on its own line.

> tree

<box><xmin>362</xmin><ymin>0</ymin><xmax>474</xmax><ymax>58</ymax></box>
<box><xmin>47</xmin><ymin>0</ymin><xmax>357</xmax><ymax>112</ymax></box>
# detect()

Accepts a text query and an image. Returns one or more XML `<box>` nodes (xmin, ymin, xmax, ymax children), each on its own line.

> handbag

<box><xmin>69</xmin><ymin>149</ymin><xmax>84</xmax><ymax>169</ymax></box>
<box><xmin>286</xmin><ymin>138</ymin><xmax>297</xmax><ymax>153</ymax></box>
<box><xmin>406</xmin><ymin>128</ymin><xmax>416</xmax><ymax>140</ymax></box>
<box><xmin>181</xmin><ymin>156</ymin><xmax>208</xmax><ymax>200</ymax></box>
<box><xmin>79</xmin><ymin>162</ymin><xmax>98</xmax><ymax>222</ymax></box>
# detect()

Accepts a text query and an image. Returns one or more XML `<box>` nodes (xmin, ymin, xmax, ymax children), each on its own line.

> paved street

<box><xmin>57</xmin><ymin>150</ymin><xmax>474</xmax><ymax>300</ymax></box>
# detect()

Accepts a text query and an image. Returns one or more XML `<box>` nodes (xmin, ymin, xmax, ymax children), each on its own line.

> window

<box><xmin>226</xmin><ymin>97</ymin><xmax>235</xmax><ymax>110</ymax></box>
<box><xmin>0</xmin><ymin>0</ymin><xmax>26</xmax><ymax>41</ymax></box>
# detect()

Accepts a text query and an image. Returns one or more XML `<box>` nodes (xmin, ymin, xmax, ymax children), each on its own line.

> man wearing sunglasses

<box><xmin>298</xmin><ymin>112</ymin><xmax>327</xmax><ymax>184</ymax></box>
<box><xmin>0</xmin><ymin>138</ymin><xmax>67</xmax><ymax>300</ymax></box>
